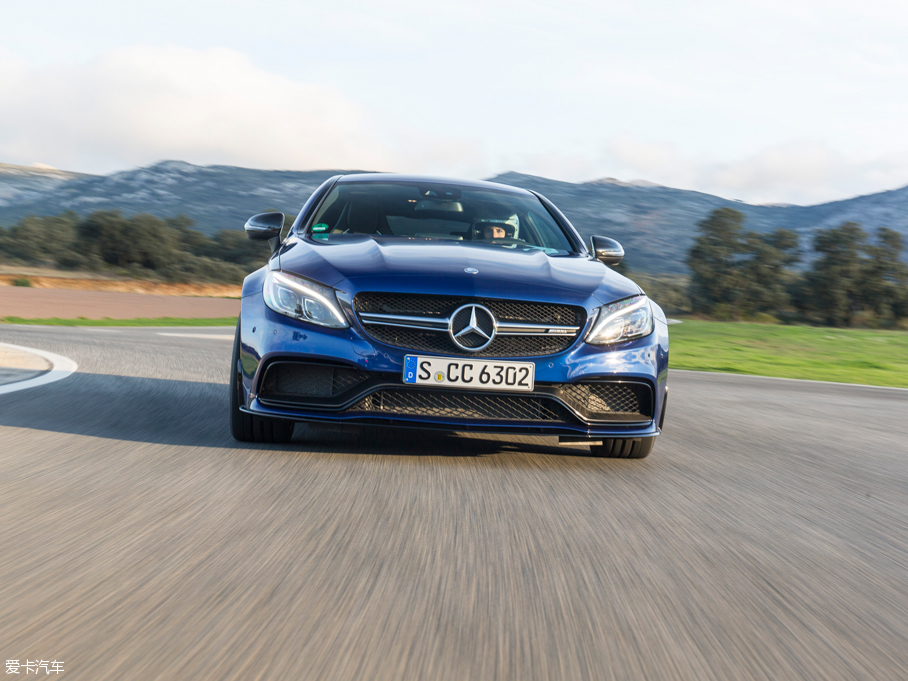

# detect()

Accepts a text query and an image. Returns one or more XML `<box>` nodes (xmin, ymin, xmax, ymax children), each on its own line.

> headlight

<box><xmin>263</xmin><ymin>270</ymin><xmax>349</xmax><ymax>328</ymax></box>
<box><xmin>585</xmin><ymin>295</ymin><xmax>653</xmax><ymax>345</ymax></box>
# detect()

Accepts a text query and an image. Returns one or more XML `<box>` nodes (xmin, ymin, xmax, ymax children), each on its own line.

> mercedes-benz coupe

<box><xmin>230</xmin><ymin>174</ymin><xmax>669</xmax><ymax>457</ymax></box>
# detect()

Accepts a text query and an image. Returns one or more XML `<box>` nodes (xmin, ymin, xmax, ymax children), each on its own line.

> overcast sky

<box><xmin>2</xmin><ymin>0</ymin><xmax>907</xmax><ymax>204</ymax></box>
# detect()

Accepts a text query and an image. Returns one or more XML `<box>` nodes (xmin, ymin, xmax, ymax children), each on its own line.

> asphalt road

<box><xmin>1</xmin><ymin>325</ymin><xmax>907</xmax><ymax>680</ymax></box>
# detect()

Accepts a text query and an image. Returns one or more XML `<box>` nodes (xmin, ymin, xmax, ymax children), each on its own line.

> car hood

<box><xmin>277</xmin><ymin>236</ymin><xmax>641</xmax><ymax>306</ymax></box>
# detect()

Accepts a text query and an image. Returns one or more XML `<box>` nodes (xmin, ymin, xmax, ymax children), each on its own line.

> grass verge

<box><xmin>1</xmin><ymin>316</ymin><xmax>237</xmax><ymax>327</ymax></box>
<box><xmin>670</xmin><ymin>320</ymin><xmax>908</xmax><ymax>388</ymax></box>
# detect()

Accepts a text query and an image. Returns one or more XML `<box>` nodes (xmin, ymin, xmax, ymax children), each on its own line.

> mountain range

<box><xmin>2</xmin><ymin>160</ymin><xmax>907</xmax><ymax>273</ymax></box>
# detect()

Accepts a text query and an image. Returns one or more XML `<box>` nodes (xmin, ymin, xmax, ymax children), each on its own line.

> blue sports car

<box><xmin>230</xmin><ymin>174</ymin><xmax>669</xmax><ymax>457</ymax></box>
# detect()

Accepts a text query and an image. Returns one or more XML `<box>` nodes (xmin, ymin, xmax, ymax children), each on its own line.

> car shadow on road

<box><xmin>0</xmin><ymin>372</ymin><xmax>604</xmax><ymax>459</ymax></box>
<box><xmin>292</xmin><ymin>421</ymin><xmax>598</xmax><ymax>458</ymax></box>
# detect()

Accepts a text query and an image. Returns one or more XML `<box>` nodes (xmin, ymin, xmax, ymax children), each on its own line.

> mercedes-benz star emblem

<box><xmin>464</xmin><ymin>267</ymin><xmax>479</xmax><ymax>274</ymax></box>
<box><xmin>449</xmin><ymin>304</ymin><xmax>496</xmax><ymax>352</ymax></box>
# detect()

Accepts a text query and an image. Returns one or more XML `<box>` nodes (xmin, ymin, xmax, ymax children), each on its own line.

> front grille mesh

<box><xmin>349</xmin><ymin>389</ymin><xmax>573</xmax><ymax>422</ymax></box>
<box><xmin>485</xmin><ymin>300</ymin><xmax>582</xmax><ymax>326</ymax></box>
<box><xmin>355</xmin><ymin>293</ymin><xmax>454</xmax><ymax>318</ymax></box>
<box><xmin>354</xmin><ymin>292</ymin><xmax>585</xmax><ymax>357</ymax></box>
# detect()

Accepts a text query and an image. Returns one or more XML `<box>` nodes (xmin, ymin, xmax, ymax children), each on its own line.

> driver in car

<box><xmin>482</xmin><ymin>223</ymin><xmax>507</xmax><ymax>240</ymax></box>
<box><xmin>475</xmin><ymin>215</ymin><xmax>520</xmax><ymax>241</ymax></box>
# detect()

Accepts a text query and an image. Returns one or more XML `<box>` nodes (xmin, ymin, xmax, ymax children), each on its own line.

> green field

<box><xmin>1</xmin><ymin>316</ymin><xmax>237</xmax><ymax>327</ymax></box>
<box><xmin>670</xmin><ymin>320</ymin><xmax>908</xmax><ymax>387</ymax></box>
<box><xmin>3</xmin><ymin>315</ymin><xmax>906</xmax><ymax>387</ymax></box>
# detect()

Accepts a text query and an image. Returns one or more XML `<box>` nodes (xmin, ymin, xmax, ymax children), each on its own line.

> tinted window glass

<box><xmin>307</xmin><ymin>181</ymin><xmax>575</xmax><ymax>254</ymax></box>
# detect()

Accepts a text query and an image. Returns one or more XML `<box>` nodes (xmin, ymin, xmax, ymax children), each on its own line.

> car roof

<box><xmin>334</xmin><ymin>173</ymin><xmax>533</xmax><ymax>196</ymax></box>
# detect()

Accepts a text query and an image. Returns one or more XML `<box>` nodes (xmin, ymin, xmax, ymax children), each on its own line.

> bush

<box><xmin>12</xmin><ymin>277</ymin><xmax>32</xmax><ymax>287</ymax></box>
<box><xmin>631</xmin><ymin>273</ymin><xmax>691</xmax><ymax>315</ymax></box>
<box><xmin>1</xmin><ymin>210</ymin><xmax>272</xmax><ymax>284</ymax></box>
<box><xmin>159</xmin><ymin>255</ymin><xmax>248</xmax><ymax>284</ymax></box>
<box><xmin>56</xmin><ymin>251</ymin><xmax>105</xmax><ymax>271</ymax></box>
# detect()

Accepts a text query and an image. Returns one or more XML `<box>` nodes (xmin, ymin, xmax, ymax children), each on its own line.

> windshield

<box><xmin>305</xmin><ymin>181</ymin><xmax>575</xmax><ymax>255</ymax></box>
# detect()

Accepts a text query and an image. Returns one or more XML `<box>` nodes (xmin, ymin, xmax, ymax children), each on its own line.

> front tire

<box><xmin>230</xmin><ymin>322</ymin><xmax>294</xmax><ymax>444</ymax></box>
<box><xmin>589</xmin><ymin>437</ymin><xmax>655</xmax><ymax>459</ymax></box>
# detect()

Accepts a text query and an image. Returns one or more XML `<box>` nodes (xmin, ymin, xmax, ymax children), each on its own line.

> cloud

<box><xmin>0</xmin><ymin>46</ymin><xmax>392</xmax><ymax>173</ymax></box>
<box><xmin>2</xmin><ymin>45</ymin><xmax>907</xmax><ymax>205</ymax></box>
<box><xmin>519</xmin><ymin>155</ymin><xmax>603</xmax><ymax>185</ymax></box>
<box><xmin>606</xmin><ymin>138</ymin><xmax>689</xmax><ymax>180</ymax></box>
<box><xmin>385</xmin><ymin>127</ymin><xmax>490</xmax><ymax>180</ymax></box>
<box><xmin>603</xmin><ymin>137</ymin><xmax>908</xmax><ymax>205</ymax></box>
<box><xmin>707</xmin><ymin>143</ymin><xmax>845</xmax><ymax>202</ymax></box>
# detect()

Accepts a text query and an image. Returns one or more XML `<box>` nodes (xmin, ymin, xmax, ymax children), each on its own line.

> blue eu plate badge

<box><xmin>403</xmin><ymin>356</ymin><xmax>418</xmax><ymax>384</ymax></box>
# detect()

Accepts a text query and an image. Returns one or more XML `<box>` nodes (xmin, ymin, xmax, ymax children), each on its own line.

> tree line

<box><xmin>686</xmin><ymin>207</ymin><xmax>908</xmax><ymax>327</ymax></box>
<box><xmin>3</xmin><ymin>206</ymin><xmax>906</xmax><ymax>327</ymax></box>
<box><xmin>0</xmin><ymin>211</ymin><xmax>276</xmax><ymax>284</ymax></box>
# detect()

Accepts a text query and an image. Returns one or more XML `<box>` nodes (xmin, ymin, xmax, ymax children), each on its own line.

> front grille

<box><xmin>260</xmin><ymin>362</ymin><xmax>369</xmax><ymax>400</ymax></box>
<box><xmin>353</xmin><ymin>292</ymin><xmax>586</xmax><ymax>357</ymax></box>
<box><xmin>355</xmin><ymin>293</ymin><xmax>584</xmax><ymax>325</ymax></box>
<box><xmin>362</xmin><ymin>326</ymin><xmax>576</xmax><ymax>357</ymax></box>
<box><xmin>348</xmin><ymin>389</ymin><xmax>576</xmax><ymax>423</ymax></box>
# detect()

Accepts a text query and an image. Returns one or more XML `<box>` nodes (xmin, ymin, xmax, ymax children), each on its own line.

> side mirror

<box><xmin>590</xmin><ymin>235</ymin><xmax>624</xmax><ymax>266</ymax></box>
<box><xmin>245</xmin><ymin>212</ymin><xmax>285</xmax><ymax>252</ymax></box>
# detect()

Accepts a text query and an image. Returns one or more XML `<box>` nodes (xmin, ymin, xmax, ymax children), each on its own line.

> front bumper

<box><xmin>238</xmin><ymin>292</ymin><xmax>669</xmax><ymax>439</ymax></box>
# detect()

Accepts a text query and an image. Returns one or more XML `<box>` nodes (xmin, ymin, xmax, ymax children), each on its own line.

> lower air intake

<box><xmin>348</xmin><ymin>389</ymin><xmax>576</xmax><ymax>423</ymax></box>
<box><xmin>558</xmin><ymin>382</ymin><xmax>652</xmax><ymax>420</ymax></box>
<box><xmin>260</xmin><ymin>362</ymin><xmax>369</xmax><ymax>400</ymax></box>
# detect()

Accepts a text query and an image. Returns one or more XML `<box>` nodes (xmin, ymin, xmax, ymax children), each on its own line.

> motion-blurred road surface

<box><xmin>1</xmin><ymin>326</ymin><xmax>906</xmax><ymax>680</ymax></box>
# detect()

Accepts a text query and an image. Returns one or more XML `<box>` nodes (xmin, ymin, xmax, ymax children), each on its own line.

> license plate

<box><xmin>402</xmin><ymin>355</ymin><xmax>535</xmax><ymax>392</ymax></box>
